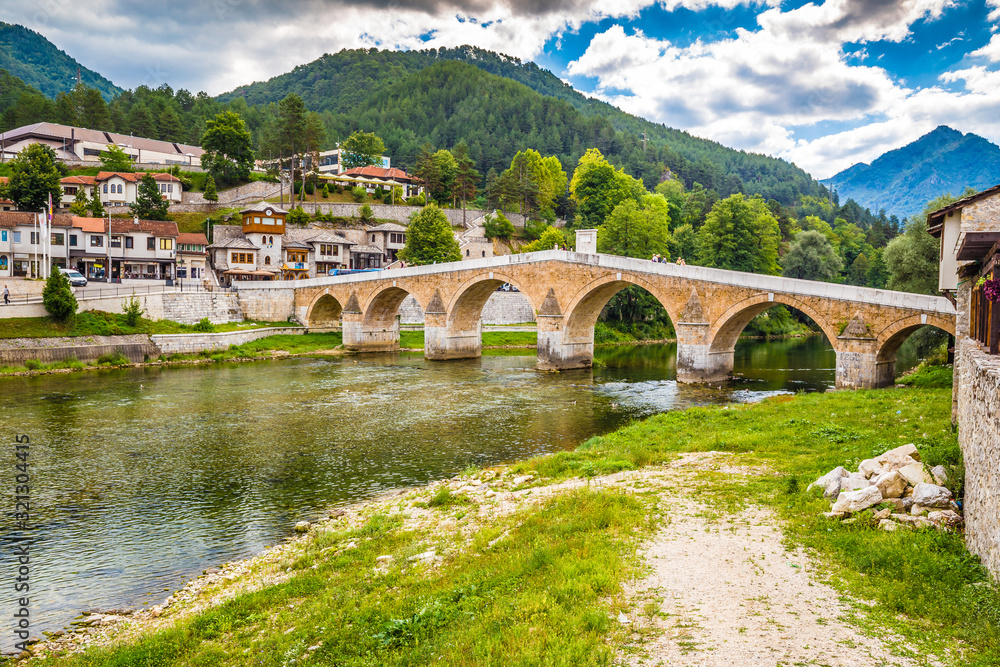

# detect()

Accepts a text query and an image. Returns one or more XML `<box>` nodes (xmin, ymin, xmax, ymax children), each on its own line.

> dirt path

<box><xmin>619</xmin><ymin>453</ymin><xmax>931</xmax><ymax>667</ymax></box>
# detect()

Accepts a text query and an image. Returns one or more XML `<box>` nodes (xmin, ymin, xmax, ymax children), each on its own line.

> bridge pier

<box><xmin>835</xmin><ymin>351</ymin><xmax>895</xmax><ymax>389</ymax></box>
<box><xmin>424</xmin><ymin>312</ymin><xmax>482</xmax><ymax>360</ymax></box>
<box><xmin>676</xmin><ymin>344</ymin><xmax>734</xmax><ymax>383</ymax></box>
<box><xmin>341</xmin><ymin>312</ymin><xmax>400</xmax><ymax>352</ymax></box>
<box><xmin>536</xmin><ymin>315</ymin><xmax>592</xmax><ymax>370</ymax></box>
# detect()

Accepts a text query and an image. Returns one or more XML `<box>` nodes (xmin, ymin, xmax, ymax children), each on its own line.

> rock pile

<box><xmin>807</xmin><ymin>444</ymin><xmax>962</xmax><ymax>531</ymax></box>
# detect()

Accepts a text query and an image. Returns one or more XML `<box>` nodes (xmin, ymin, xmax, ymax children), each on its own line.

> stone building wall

<box><xmin>956</xmin><ymin>342</ymin><xmax>1000</xmax><ymax>578</ymax></box>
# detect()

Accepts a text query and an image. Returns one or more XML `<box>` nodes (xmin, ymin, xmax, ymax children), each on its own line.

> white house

<box><xmin>0</xmin><ymin>122</ymin><xmax>203</xmax><ymax>166</ymax></box>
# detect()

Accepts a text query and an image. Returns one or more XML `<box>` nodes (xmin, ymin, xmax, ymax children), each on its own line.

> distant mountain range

<box><xmin>0</xmin><ymin>22</ymin><xmax>121</xmax><ymax>101</ymax></box>
<box><xmin>821</xmin><ymin>126</ymin><xmax>1000</xmax><ymax>219</ymax></box>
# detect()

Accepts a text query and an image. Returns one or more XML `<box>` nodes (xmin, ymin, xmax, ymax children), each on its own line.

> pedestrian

<box><xmin>2</xmin><ymin>285</ymin><xmax>8</xmax><ymax>306</ymax></box>
<box><xmin>651</xmin><ymin>254</ymin><xmax>658</xmax><ymax>262</ymax></box>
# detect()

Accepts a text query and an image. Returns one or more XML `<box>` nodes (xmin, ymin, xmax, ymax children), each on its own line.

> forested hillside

<box><xmin>822</xmin><ymin>126</ymin><xmax>1000</xmax><ymax>219</ymax></box>
<box><xmin>0</xmin><ymin>22</ymin><xmax>122</xmax><ymax>101</ymax></box>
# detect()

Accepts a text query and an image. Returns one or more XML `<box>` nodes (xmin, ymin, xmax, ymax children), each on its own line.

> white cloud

<box><xmin>970</xmin><ymin>33</ymin><xmax>1000</xmax><ymax>62</ymax></box>
<box><xmin>989</xmin><ymin>0</ymin><xmax>1000</xmax><ymax>22</ymax></box>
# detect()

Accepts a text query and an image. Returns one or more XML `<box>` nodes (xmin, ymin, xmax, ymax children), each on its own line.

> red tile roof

<box><xmin>177</xmin><ymin>233</ymin><xmax>209</xmax><ymax>245</ymax></box>
<box><xmin>340</xmin><ymin>166</ymin><xmax>422</xmax><ymax>182</ymax></box>
<box><xmin>72</xmin><ymin>216</ymin><xmax>107</xmax><ymax>233</ymax></box>
<box><xmin>61</xmin><ymin>175</ymin><xmax>96</xmax><ymax>185</ymax></box>
<box><xmin>95</xmin><ymin>172</ymin><xmax>182</xmax><ymax>183</ymax></box>
<box><xmin>0</xmin><ymin>212</ymin><xmax>74</xmax><ymax>228</ymax></box>
<box><xmin>109</xmin><ymin>218</ymin><xmax>179</xmax><ymax>237</ymax></box>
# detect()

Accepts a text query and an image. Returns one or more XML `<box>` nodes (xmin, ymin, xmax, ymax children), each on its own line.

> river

<box><xmin>1</xmin><ymin>335</ymin><xmax>836</xmax><ymax>647</ymax></box>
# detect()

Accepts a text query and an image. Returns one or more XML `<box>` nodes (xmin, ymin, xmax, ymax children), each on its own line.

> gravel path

<box><xmin>620</xmin><ymin>453</ymin><xmax>932</xmax><ymax>667</ymax></box>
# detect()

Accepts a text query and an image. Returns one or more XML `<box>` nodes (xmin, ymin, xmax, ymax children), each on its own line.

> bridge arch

<box><xmin>446</xmin><ymin>273</ymin><xmax>534</xmax><ymax>332</ymax></box>
<box><xmin>875</xmin><ymin>314</ymin><xmax>956</xmax><ymax>363</ymax></box>
<box><xmin>707</xmin><ymin>294</ymin><xmax>840</xmax><ymax>353</ymax></box>
<box><xmin>362</xmin><ymin>286</ymin><xmax>412</xmax><ymax>329</ymax></box>
<box><xmin>562</xmin><ymin>273</ymin><xmax>680</xmax><ymax>343</ymax></box>
<box><xmin>305</xmin><ymin>292</ymin><xmax>343</xmax><ymax>328</ymax></box>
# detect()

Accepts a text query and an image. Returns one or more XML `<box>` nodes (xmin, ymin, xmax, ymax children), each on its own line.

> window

<box><xmin>0</xmin><ymin>231</ymin><xmax>5</xmax><ymax>241</ymax></box>
<box><xmin>390</xmin><ymin>233</ymin><xmax>404</xmax><ymax>244</ymax></box>
<box><xmin>64</xmin><ymin>186</ymin><xmax>77</xmax><ymax>196</ymax></box>
<box><xmin>168</xmin><ymin>184</ymin><xmax>173</xmax><ymax>193</ymax></box>
<box><xmin>83</xmin><ymin>148</ymin><xmax>101</xmax><ymax>157</ymax></box>
<box><xmin>51</xmin><ymin>233</ymin><xmax>64</xmax><ymax>246</ymax></box>
<box><xmin>91</xmin><ymin>235</ymin><xmax>103</xmax><ymax>247</ymax></box>
<box><xmin>103</xmin><ymin>184</ymin><xmax>108</xmax><ymax>194</ymax></box>
<box><xmin>117</xmin><ymin>184</ymin><xmax>123</xmax><ymax>194</ymax></box>
<box><xmin>230</xmin><ymin>252</ymin><xmax>253</xmax><ymax>264</ymax></box>
<box><xmin>264</xmin><ymin>256</ymin><xmax>271</xmax><ymax>265</ymax></box>
<box><xmin>289</xmin><ymin>251</ymin><xmax>307</xmax><ymax>263</ymax></box>
<box><xmin>110</xmin><ymin>236</ymin><xmax>121</xmax><ymax>249</ymax></box>
<box><xmin>371</xmin><ymin>234</ymin><xmax>376</xmax><ymax>242</ymax></box>
<box><xmin>160</xmin><ymin>239</ymin><xmax>173</xmax><ymax>250</ymax></box>
<box><xmin>262</xmin><ymin>217</ymin><xmax>274</xmax><ymax>225</ymax></box>
<box><xmin>160</xmin><ymin>184</ymin><xmax>166</xmax><ymax>193</ymax></box>
<box><xmin>147</xmin><ymin>238</ymin><xmax>155</xmax><ymax>251</ymax></box>
<box><xmin>125</xmin><ymin>236</ymin><xmax>133</xmax><ymax>249</ymax></box>
<box><xmin>69</xmin><ymin>234</ymin><xmax>77</xmax><ymax>247</ymax></box>
<box><xmin>320</xmin><ymin>244</ymin><xmax>335</xmax><ymax>256</ymax></box>
<box><xmin>11</xmin><ymin>232</ymin><xmax>20</xmax><ymax>243</ymax></box>
<box><xmin>30</xmin><ymin>232</ymin><xmax>39</xmax><ymax>245</ymax></box>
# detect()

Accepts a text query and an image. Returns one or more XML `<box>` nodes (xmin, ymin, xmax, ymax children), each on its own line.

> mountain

<box><xmin>822</xmin><ymin>126</ymin><xmax>1000</xmax><ymax>219</ymax></box>
<box><xmin>219</xmin><ymin>47</ymin><xmax>828</xmax><ymax>206</ymax></box>
<box><xmin>0</xmin><ymin>22</ymin><xmax>122</xmax><ymax>101</ymax></box>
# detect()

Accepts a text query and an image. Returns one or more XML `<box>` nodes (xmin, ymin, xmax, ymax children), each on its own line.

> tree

<box><xmin>99</xmin><ymin>144</ymin><xmax>134</xmax><ymax>172</ymax></box>
<box><xmin>697</xmin><ymin>194</ymin><xmax>780</xmax><ymax>275</ymax></box>
<box><xmin>452</xmin><ymin>141</ymin><xmax>479</xmax><ymax>224</ymax></box>
<box><xmin>847</xmin><ymin>253</ymin><xmax>870</xmax><ymax>286</ymax></box>
<box><xmin>781</xmin><ymin>230</ymin><xmax>842</xmax><ymax>282</ymax></box>
<box><xmin>203</xmin><ymin>175</ymin><xmax>218</xmax><ymax>202</ymax></box>
<box><xmin>597</xmin><ymin>197</ymin><xmax>671</xmax><ymax>259</ymax></box>
<box><xmin>340</xmin><ymin>131</ymin><xmax>386</xmax><ymax>170</ymax></box>
<box><xmin>521</xmin><ymin>226</ymin><xmax>567</xmax><ymax>253</ymax></box>
<box><xmin>200</xmin><ymin>110</ymin><xmax>255</xmax><ymax>184</ymax></box>
<box><xmin>3</xmin><ymin>144</ymin><xmax>62</xmax><ymax>212</ymax></box>
<box><xmin>398</xmin><ymin>204</ymin><xmax>461</xmax><ymax>265</ymax></box>
<box><xmin>129</xmin><ymin>173</ymin><xmax>170</xmax><ymax>220</ymax></box>
<box><xmin>158</xmin><ymin>107</ymin><xmax>185</xmax><ymax>142</ymax></box>
<box><xmin>569</xmin><ymin>148</ymin><xmax>645</xmax><ymax>228</ymax></box>
<box><xmin>416</xmin><ymin>149</ymin><xmax>458</xmax><ymax>206</ymax></box>
<box><xmin>358</xmin><ymin>204</ymin><xmax>375</xmax><ymax>224</ymax></box>
<box><xmin>883</xmin><ymin>219</ymin><xmax>939</xmax><ymax>294</ymax></box>
<box><xmin>321</xmin><ymin>184</ymin><xmax>330</xmax><ymax>199</ymax></box>
<box><xmin>483</xmin><ymin>212</ymin><xmax>515</xmax><ymax>239</ymax></box>
<box><xmin>89</xmin><ymin>189</ymin><xmax>105</xmax><ymax>218</ymax></box>
<box><xmin>866</xmin><ymin>248</ymin><xmax>890</xmax><ymax>289</ymax></box>
<box><xmin>42</xmin><ymin>268</ymin><xmax>77</xmax><ymax>323</ymax></box>
<box><xmin>69</xmin><ymin>187</ymin><xmax>90</xmax><ymax>216</ymax></box>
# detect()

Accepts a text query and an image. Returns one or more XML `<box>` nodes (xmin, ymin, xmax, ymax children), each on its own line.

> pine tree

<box><xmin>203</xmin><ymin>175</ymin><xmax>218</xmax><ymax>202</ymax></box>
<box><xmin>89</xmin><ymin>189</ymin><xmax>105</xmax><ymax>218</ymax></box>
<box><xmin>129</xmin><ymin>173</ymin><xmax>170</xmax><ymax>220</ymax></box>
<box><xmin>42</xmin><ymin>268</ymin><xmax>77</xmax><ymax>323</ymax></box>
<box><xmin>69</xmin><ymin>187</ymin><xmax>90</xmax><ymax>216</ymax></box>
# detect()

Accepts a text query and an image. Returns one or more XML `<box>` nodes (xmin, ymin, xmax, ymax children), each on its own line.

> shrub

<box><xmin>321</xmin><ymin>184</ymin><xmax>330</xmax><ymax>198</ymax></box>
<box><xmin>287</xmin><ymin>206</ymin><xmax>310</xmax><ymax>226</ymax></box>
<box><xmin>96</xmin><ymin>351</ymin><xmax>129</xmax><ymax>366</ymax></box>
<box><xmin>293</xmin><ymin>181</ymin><xmax>302</xmax><ymax>195</ymax></box>
<box><xmin>42</xmin><ymin>269</ymin><xmax>77</xmax><ymax>323</ymax></box>
<box><xmin>203</xmin><ymin>175</ymin><xmax>218</xmax><ymax>202</ymax></box>
<box><xmin>358</xmin><ymin>204</ymin><xmax>375</xmax><ymax>224</ymax></box>
<box><xmin>122</xmin><ymin>295</ymin><xmax>145</xmax><ymax>327</ymax></box>
<box><xmin>405</xmin><ymin>194</ymin><xmax>425</xmax><ymax>206</ymax></box>
<box><xmin>383</xmin><ymin>194</ymin><xmax>393</xmax><ymax>204</ymax></box>
<box><xmin>24</xmin><ymin>359</ymin><xmax>41</xmax><ymax>370</ymax></box>
<box><xmin>483</xmin><ymin>212</ymin><xmax>515</xmax><ymax>239</ymax></box>
<box><xmin>304</xmin><ymin>180</ymin><xmax>314</xmax><ymax>195</ymax></box>
<box><xmin>194</xmin><ymin>317</ymin><xmax>215</xmax><ymax>332</ymax></box>
<box><xmin>351</xmin><ymin>186</ymin><xmax>366</xmax><ymax>202</ymax></box>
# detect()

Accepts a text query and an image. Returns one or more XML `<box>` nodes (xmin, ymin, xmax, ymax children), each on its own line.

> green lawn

<box><xmin>0</xmin><ymin>313</ymin><xmax>300</xmax><ymax>339</ymax></box>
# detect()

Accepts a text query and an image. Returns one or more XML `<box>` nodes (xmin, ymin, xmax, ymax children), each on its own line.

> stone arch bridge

<box><xmin>237</xmin><ymin>250</ymin><xmax>956</xmax><ymax>388</ymax></box>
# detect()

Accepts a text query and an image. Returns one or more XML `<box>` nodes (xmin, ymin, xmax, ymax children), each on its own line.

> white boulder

<box><xmin>807</xmin><ymin>467</ymin><xmax>849</xmax><ymax>497</ymax></box>
<box><xmin>930</xmin><ymin>465</ymin><xmax>949</xmax><ymax>486</ymax></box>
<box><xmin>831</xmin><ymin>485</ymin><xmax>883</xmax><ymax>514</ymax></box>
<box><xmin>858</xmin><ymin>458</ymin><xmax>885</xmax><ymax>479</ymax></box>
<box><xmin>873</xmin><ymin>471</ymin><xmax>908</xmax><ymax>499</ymax></box>
<box><xmin>912</xmin><ymin>483</ymin><xmax>953</xmax><ymax>509</ymax></box>
<box><xmin>898</xmin><ymin>462</ymin><xmax>931</xmax><ymax>486</ymax></box>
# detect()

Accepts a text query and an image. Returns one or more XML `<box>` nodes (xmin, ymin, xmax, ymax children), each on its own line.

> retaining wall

<box><xmin>397</xmin><ymin>292</ymin><xmax>535</xmax><ymax>325</ymax></box>
<box><xmin>151</xmin><ymin>326</ymin><xmax>306</xmax><ymax>354</ymax></box>
<box><xmin>0</xmin><ymin>334</ymin><xmax>160</xmax><ymax>365</ymax></box>
<box><xmin>956</xmin><ymin>342</ymin><xmax>1000</xmax><ymax>578</ymax></box>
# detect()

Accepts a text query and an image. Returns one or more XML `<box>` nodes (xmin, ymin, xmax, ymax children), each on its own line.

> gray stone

<box><xmin>898</xmin><ymin>462</ymin><xmax>930</xmax><ymax>486</ymax></box>
<box><xmin>293</xmin><ymin>521</ymin><xmax>311</xmax><ymax>533</ymax></box>
<box><xmin>873</xmin><ymin>470</ymin><xmax>908</xmax><ymax>499</ymax></box>
<box><xmin>910</xmin><ymin>503</ymin><xmax>929</xmax><ymax>516</ymax></box>
<box><xmin>872</xmin><ymin>507</ymin><xmax>893</xmax><ymax>521</ymax></box>
<box><xmin>930</xmin><ymin>465</ymin><xmax>949</xmax><ymax>486</ymax></box>
<box><xmin>892</xmin><ymin>514</ymin><xmax>936</xmax><ymax>529</ymax></box>
<box><xmin>807</xmin><ymin>466</ymin><xmax>848</xmax><ymax>497</ymax></box>
<box><xmin>879</xmin><ymin>518</ymin><xmax>907</xmax><ymax>531</ymax></box>
<box><xmin>408</xmin><ymin>550</ymin><xmax>436</xmax><ymax>562</ymax></box>
<box><xmin>858</xmin><ymin>458</ymin><xmax>885</xmax><ymax>479</ymax></box>
<box><xmin>831</xmin><ymin>485</ymin><xmax>883</xmax><ymax>514</ymax></box>
<box><xmin>839</xmin><ymin>476</ymin><xmax>871</xmax><ymax>493</ymax></box>
<box><xmin>928</xmin><ymin>510</ymin><xmax>962</xmax><ymax>527</ymax></box>
<box><xmin>878</xmin><ymin>443</ymin><xmax>921</xmax><ymax>465</ymax></box>
<box><xmin>912</xmin><ymin>483</ymin><xmax>953</xmax><ymax>508</ymax></box>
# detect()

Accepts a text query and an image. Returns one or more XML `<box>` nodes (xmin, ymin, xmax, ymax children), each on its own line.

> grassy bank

<box><xmin>0</xmin><ymin>312</ymin><xmax>299</xmax><ymax>339</ymax></box>
<box><xmin>28</xmin><ymin>370</ymin><xmax>1000</xmax><ymax>666</ymax></box>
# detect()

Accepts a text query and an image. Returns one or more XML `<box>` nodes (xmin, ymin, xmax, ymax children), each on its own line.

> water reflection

<box><xmin>0</xmin><ymin>336</ymin><xmax>835</xmax><ymax>647</ymax></box>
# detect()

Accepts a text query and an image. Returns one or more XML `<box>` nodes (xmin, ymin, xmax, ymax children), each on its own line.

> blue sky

<box><xmin>3</xmin><ymin>0</ymin><xmax>1000</xmax><ymax>179</ymax></box>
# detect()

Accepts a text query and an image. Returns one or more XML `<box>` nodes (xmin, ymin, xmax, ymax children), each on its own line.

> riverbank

<box><xmin>24</xmin><ymin>374</ymin><xmax>999</xmax><ymax>666</ymax></box>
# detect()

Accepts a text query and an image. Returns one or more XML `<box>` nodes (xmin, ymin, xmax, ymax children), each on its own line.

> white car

<box><xmin>59</xmin><ymin>268</ymin><xmax>88</xmax><ymax>287</ymax></box>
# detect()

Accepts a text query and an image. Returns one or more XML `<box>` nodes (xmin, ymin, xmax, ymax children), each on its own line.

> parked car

<box><xmin>59</xmin><ymin>268</ymin><xmax>88</xmax><ymax>287</ymax></box>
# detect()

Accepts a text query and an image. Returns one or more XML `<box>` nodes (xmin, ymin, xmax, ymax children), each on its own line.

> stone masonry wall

<box><xmin>398</xmin><ymin>291</ymin><xmax>535</xmax><ymax>325</ymax></box>
<box><xmin>956</xmin><ymin>343</ymin><xmax>1000</xmax><ymax>579</ymax></box>
<box><xmin>0</xmin><ymin>334</ymin><xmax>160</xmax><ymax>365</ymax></box>
<box><xmin>151</xmin><ymin>327</ymin><xmax>305</xmax><ymax>354</ymax></box>
<box><xmin>238</xmin><ymin>287</ymin><xmax>296</xmax><ymax>322</ymax></box>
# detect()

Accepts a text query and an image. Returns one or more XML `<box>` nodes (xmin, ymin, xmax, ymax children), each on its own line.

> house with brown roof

<box><xmin>59</xmin><ymin>172</ymin><xmax>183</xmax><ymax>208</ymax></box>
<box><xmin>176</xmin><ymin>233</ymin><xmax>209</xmax><ymax>280</ymax></box>
<box><xmin>0</xmin><ymin>211</ymin><xmax>75</xmax><ymax>278</ymax></box>
<box><xmin>0</xmin><ymin>122</ymin><xmax>204</xmax><ymax>166</ymax></box>
<box><xmin>69</xmin><ymin>216</ymin><xmax>179</xmax><ymax>281</ymax></box>
<box><xmin>334</xmin><ymin>166</ymin><xmax>424</xmax><ymax>198</ymax></box>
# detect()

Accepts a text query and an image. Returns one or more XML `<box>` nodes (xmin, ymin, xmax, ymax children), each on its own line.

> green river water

<box><xmin>1</xmin><ymin>336</ymin><xmax>839</xmax><ymax>647</ymax></box>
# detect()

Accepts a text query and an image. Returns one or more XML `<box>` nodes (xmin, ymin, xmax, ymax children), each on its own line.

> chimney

<box><xmin>134</xmin><ymin>216</ymin><xmax>139</xmax><ymax>226</ymax></box>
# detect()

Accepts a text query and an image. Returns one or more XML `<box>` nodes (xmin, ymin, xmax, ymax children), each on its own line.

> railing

<box><xmin>1</xmin><ymin>281</ymin><xmax>234</xmax><ymax>306</ymax></box>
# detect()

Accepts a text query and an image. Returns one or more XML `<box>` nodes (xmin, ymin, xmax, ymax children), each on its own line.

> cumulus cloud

<box><xmin>971</xmin><ymin>33</ymin><xmax>1000</xmax><ymax>61</ymax></box>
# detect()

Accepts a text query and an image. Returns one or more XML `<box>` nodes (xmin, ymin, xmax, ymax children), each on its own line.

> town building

<box><xmin>69</xmin><ymin>216</ymin><xmax>179</xmax><ymax>281</ymax></box>
<box><xmin>176</xmin><ymin>233</ymin><xmax>209</xmax><ymax>280</ymax></box>
<box><xmin>331</xmin><ymin>166</ymin><xmax>424</xmax><ymax>199</ymax></box>
<box><xmin>928</xmin><ymin>184</ymin><xmax>1000</xmax><ymax>579</ymax></box>
<box><xmin>0</xmin><ymin>122</ymin><xmax>204</xmax><ymax>166</ymax></box>
<box><xmin>59</xmin><ymin>172</ymin><xmax>184</xmax><ymax>208</ymax></box>
<box><xmin>0</xmin><ymin>211</ymin><xmax>74</xmax><ymax>278</ymax></box>
<box><xmin>311</xmin><ymin>149</ymin><xmax>390</xmax><ymax>175</ymax></box>
<box><xmin>365</xmin><ymin>223</ymin><xmax>407</xmax><ymax>263</ymax></box>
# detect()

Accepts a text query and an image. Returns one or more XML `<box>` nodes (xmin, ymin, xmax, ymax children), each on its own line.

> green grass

<box><xmin>399</xmin><ymin>330</ymin><xmax>537</xmax><ymax>349</ymax></box>
<box><xmin>898</xmin><ymin>362</ymin><xmax>954</xmax><ymax>388</ymax></box>
<box><xmin>0</xmin><ymin>312</ymin><xmax>300</xmax><ymax>339</ymax></box>
<box><xmin>39</xmin><ymin>489</ymin><xmax>649</xmax><ymax>667</ymax></box>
